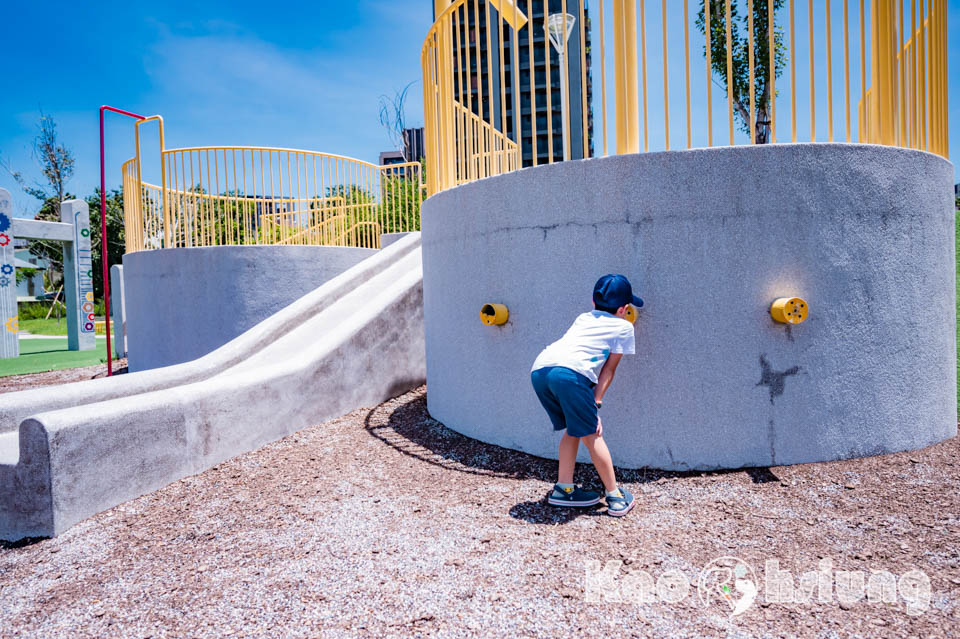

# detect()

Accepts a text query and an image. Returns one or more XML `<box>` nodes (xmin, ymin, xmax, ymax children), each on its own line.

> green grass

<box><xmin>19</xmin><ymin>318</ymin><xmax>70</xmax><ymax>336</ymax></box>
<box><xmin>0</xmin><ymin>337</ymin><xmax>109</xmax><ymax>377</ymax></box>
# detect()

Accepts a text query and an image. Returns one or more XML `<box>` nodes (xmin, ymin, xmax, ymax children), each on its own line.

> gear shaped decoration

<box><xmin>0</xmin><ymin>233</ymin><xmax>9</xmax><ymax>247</ymax></box>
<box><xmin>5</xmin><ymin>316</ymin><xmax>17</xmax><ymax>333</ymax></box>
<box><xmin>0</xmin><ymin>276</ymin><xmax>9</xmax><ymax>288</ymax></box>
<box><xmin>0</xmin><ymin>213</ymin><xmax>9</xmax><ymax>233</ymax></box>
<box><xmin>0</xmin><ymin>264</ymin><xmax>11</xmax><ymax>275</ymax></box>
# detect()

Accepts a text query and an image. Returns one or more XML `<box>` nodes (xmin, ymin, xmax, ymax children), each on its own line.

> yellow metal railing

<box><xmin>122</xmin><ymin>119</ymin><xmax>425</xmax><ymax>253</ymax></box>
<box><xmin>424</xmin><ymin>0</ymin><xmax>949</xmax><ymax>196</ymax></box>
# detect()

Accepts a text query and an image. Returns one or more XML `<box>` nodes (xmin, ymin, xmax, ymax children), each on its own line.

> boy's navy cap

<box><xmin>593</xmin><ymin>274</ymin><xmax>644</xmax><ymax>310</ymax></box>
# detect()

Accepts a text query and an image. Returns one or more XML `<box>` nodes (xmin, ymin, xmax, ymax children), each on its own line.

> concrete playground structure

<box><xmin>422</xmin><ymin>144</ymin><xmax>957</xmax><ymax>470</ymax></box>
<box><xmin>0</xmin><ymin>189</ymin><xmax>96</xmax><ymax>358</ymax></box>
<box><xmin>122</xmin><ymin>245</ymin><xmax>375</xmax><ymax>371</ymax></box>
<box><xmin>0</xmin><ymin>234</ymin><xmax>424</xmax><ymax>541</ymax></box>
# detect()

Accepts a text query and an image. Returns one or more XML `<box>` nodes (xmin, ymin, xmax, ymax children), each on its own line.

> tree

<box><xmin>696</xmin><ymin>0</ymin><xmax>787</xmax><ymax>144</ymax></box>
<box><xmin>378</xmin><ymin>81</ymin><xmax>418</xmax><ymax>160</ymax></box>
<box><xmin>2</xmin><ymin>112</ymin><xmax>76</xmax><ymax>285</ymax></box>
<box><xmin>86</xmin><ymin>188</ymin><xmax>125</xmax><ymax>302</ymax></box>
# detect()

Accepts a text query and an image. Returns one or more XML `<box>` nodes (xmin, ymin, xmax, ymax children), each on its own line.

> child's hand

<box><xmin>597</xmin><ymin>415</ymin><xmax>603</xmax><ymax>437</ymax></box>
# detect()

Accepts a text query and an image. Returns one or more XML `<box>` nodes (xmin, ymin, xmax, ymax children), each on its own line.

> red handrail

<box><xmin>100</xmin><ymin>106</ymin><xmax>146</xmax><ymax>376</ymax></box>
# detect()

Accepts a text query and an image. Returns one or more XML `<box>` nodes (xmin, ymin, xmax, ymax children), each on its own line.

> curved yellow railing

<box><xmin>422</xmin><ymin>0</ymin><xmax>522</xmax><ymax>196</ymax></box>
<box><xmin>122</xmin><ymin>130</ymin><xmax>425</xmax><ymax>253</ymax></box>
<box><xmin>423</xmin><ymin>0</ymin><xmax>950</xmax><ymax>196</ymax></box>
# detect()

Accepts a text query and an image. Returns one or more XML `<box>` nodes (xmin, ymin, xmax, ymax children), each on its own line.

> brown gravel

<box><xmin>0</xmin><ymin>359</ymin><xmax>128</xmax><ymax>394</ymax></box>
<box><xmin>0</xmin><ymin>384</ymin><xmax>958</xmax><ymax>638</ymax></box>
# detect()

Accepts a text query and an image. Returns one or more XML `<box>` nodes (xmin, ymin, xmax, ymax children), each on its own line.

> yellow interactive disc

<box><xmin>770</xmin><ymin>297</ymin><xmax>808</xmax><ymax>324</ymax></box>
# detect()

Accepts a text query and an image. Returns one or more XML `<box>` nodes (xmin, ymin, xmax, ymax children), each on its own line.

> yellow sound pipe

<box><xmin>770</xmin><ymin>297</ymin><xmax>809</xmax><ymax>324</ymax></box>
<box><xmin>481</xmin><ymin>304</ymin><xmax>509</xmax><ymax>326</ymax></box>
<box><xmin>624</xmin><ymin>304</ymin><xmax>638</xmax><ymax>324</ymax></box>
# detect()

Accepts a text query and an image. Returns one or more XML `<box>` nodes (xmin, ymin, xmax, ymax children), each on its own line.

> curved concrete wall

<box><xmin>422</xmin><ymin>144</ymin><xmax>957</xmax><ymax>470</ymax></box>
<box><xmin>124</xmin><ymin>245</ymin><xmax>375</xmax><ymax>371</ymax></box>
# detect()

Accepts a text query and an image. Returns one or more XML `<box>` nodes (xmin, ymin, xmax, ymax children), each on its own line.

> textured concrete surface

<box><xmin>422</xmin><ymin>143</ymin><xmax>957</xmax><ymax>471</ymax></box>
<box><xmin>109</xmin><ymin>265</ymin><xmax>126</xmax><ymax>358</ymax></box>
<box><xmin>381</xmin><ymin>232</ymin><xmax>414</xmax><ymax>249</ymax></box>
<box><xmin>0</xmin><ymin>234</ymin><xmax>424</xmax><ymax>540</ymax></box>
<box><xmin>123</xmin><ymin>245</ymin><xmax>375</xmax><ymax>371</ymax></box>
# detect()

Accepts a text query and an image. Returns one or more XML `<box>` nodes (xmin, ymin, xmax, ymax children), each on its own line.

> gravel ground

<box><xmin>0</xmin><ymin>358</ymin><xmax>127</xmax><ymax>393</ymax></box>
<box><xmin>0</xmin><ymin>383</ymin><xmax>958</xmax><ymax>638</ymax></box>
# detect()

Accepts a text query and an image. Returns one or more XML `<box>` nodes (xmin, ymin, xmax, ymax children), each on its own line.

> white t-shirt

<box><xmin>531</xmin><ymin>310</ymin><xmax>636</xmax><ymax>383</ymax></box>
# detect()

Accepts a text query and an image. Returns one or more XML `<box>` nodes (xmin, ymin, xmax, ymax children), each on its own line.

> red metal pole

<box><xmin>100</xmin><ymin>106</ymin><xmax>145</xmax><ymax>376</ymax></box>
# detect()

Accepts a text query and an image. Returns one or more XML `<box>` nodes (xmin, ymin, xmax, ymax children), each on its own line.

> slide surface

<box><xmin>0</xmin><ymin>233</ymin><xmax>424</xmax><ymax>540</ymax></box>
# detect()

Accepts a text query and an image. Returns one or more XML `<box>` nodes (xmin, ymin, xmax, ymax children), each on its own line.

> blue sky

<box><xmin>0</xmin><ymin>0</ymin><xmax>958</xmax><ymax>218</ymax></box>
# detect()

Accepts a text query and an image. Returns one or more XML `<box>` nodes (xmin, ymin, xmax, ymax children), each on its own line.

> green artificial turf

<box><xmin>0</xmin><ymin>337</ymin><xmax>109</xmax><ymax>377</ymax></box>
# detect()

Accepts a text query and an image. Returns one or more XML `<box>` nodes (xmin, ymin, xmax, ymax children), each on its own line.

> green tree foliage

<box><xmin>85</xmin><ymin>188</ymin><xmax>125</xmax><ymax>302</ymax></box>
<box><xmin>379</xmin><ymin>173</ymin><xmax>423</xmax><ymax>235</ymax></box>
<box><xmin>696</xmin><ymin>0</ymin><xmax>787</xmax><ymax>143</ymax></box>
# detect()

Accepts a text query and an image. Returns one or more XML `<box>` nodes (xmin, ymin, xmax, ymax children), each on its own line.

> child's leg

<box><xmin>582</xmin><ymin>434</ymin><xmax>618</xmax><ymax>493</ymax></box>
<box><xmin>557</xmin><ymin>432</ymin><xmax>579</xmax><ymax>484</ymax></box>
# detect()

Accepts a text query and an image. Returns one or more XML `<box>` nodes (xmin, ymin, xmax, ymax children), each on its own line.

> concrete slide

<box><xmin>0</xmin><ymin>233</ymin><xmax>424</xmax><ymax>541</ymax></box>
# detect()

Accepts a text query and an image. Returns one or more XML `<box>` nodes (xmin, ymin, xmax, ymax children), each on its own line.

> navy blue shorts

<box><xmin>530</xmin><ymin>366</ymin><xmax>599</xmax><ymax>438</ymax></box>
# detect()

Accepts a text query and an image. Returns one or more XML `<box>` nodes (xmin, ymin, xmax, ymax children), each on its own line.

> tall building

<box><xmin>434</xmin><ymin>0</ymin><xmax>593</xmax><ymax>167</ymax></box>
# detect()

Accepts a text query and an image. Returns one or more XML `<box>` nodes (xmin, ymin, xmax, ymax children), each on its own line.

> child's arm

<box><xmin>594</xmin><ymin>354</ymin><xmax>623</xmax><ymax>406</ymax></box>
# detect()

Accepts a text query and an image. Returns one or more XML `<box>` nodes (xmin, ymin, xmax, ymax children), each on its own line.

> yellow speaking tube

<box><xmin>481</xmin><ymin>303</ymin><xmax>509</xmax><ymax>326</ymax></box>
<box><xmin>770</xmin><ymin>297</ymin><xmax>809</xmax><ymax>324</ymax></box>
<box><xmin>624</xmin><ymin>304</ymin><xmax>638</xmax><ymax>324</ymax></box>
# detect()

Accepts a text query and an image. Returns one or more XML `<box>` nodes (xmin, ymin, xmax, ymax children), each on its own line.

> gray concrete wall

<box><xmin>421</xmin><ymin>144</ymin><xmax>957</xmax><ymax>470</ymax></box>
<box><xmin>110</xmin><ymin>264</ymin><xmax>126</xmax><ymax>358</ymax></box>
<box><xmin>123</xmin><ymin>245</ymin><xmax>375</xmax><ymax>371</ymax></box>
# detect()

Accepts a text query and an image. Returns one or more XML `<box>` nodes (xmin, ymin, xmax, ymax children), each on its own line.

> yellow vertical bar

<box><xmin>512</xmin><ymin>0</ymin><xmax>521</xmax><ymax>149</ymax></box>
<box><xmin>614</xmin><ymin>0</ymin><xmax>640</xmax><ymax>154</ymax></box>
<box><xmin>769</xmin><ymin>0</ymin><xmax>777</xmax><ymax>143</ymax></box>
<box><xmin>562</xmin><ymin>0</ymin><xmax>572</xmax><ymax>161</ymax></box>
<box><xmin>748</xmin><ymin>0</ymin><xmax>756</xmax><ymax>144</ymax></box>
<box><xmin>640</xmin><ymin>0</ymin><xmax>649</xmax><ymax>151</ymax></box>
<box><xmin>869</xmin><ymin>0</ymin><xmax>881</xmax><ymax>144</ymax></box>
<box><xmin>485</xmin><ymin>0</ymin><xmax>496</xmax><ymax>146</ymax></box>
<box><xmin>498</xmin><ymin>0</ymin><xmax>507</xmax><ymax>144</ymax></box>
<box><xmin>684</xmin><ymin>0</ymin><xmax>692</xmax><ymax>148</ymax></box>
<box><xmin>826</xmin><ymin>0</ymin><xmax>834</xmax><ymax>142</ymax></box>
<box><xmin>626</xmin><ymin>0</ymin><xmax>639</xmax><ymax>152</ymax></box>
<box><xmin>614</xmin><ymin>0</ymin><xmax>626</xmax><ymax>152</ymax></box>
<box><xmin>454</xmin><ymin>10</ymin><xmax>465</xmax><ymax>182</ymax></box>
<box><xmin>579</xmin><ymin>0</ymin><xmax>588</xmax><ymax>157</ymax></box>
<box><xmin>725</xmin><ymin>0</ymin><xmax>734</xmax><ymax>145</ymax></box>
<box><xmin>473</xmin><ymin>0</ymin><xmax>484</xmax><ymax>175</ymax></box>
<box><xmin>706</xmin><ymin>0</ymin><xmax>713</xmax><ymax>145</ymax></box>
<box><xmin>898</xmin><ymin>0</ymin><xmax>906</xmax><ymax>145</ymax></box>
<box><xmin>844</xmin><ymin>0</ymin><xmax>851</xmax><ymax>141</ymax></box>
<box><xmin>599</xmin><ymin>0</ymin><xmax>608</xmax><ymax>155</ymax></box>
<box><xmin>544</xmin><ymin>3</ymin><xmax>554</xmax><ymax>163</ymax></box>
<box><xmin>928</xmin><ymin>0</ymin><xmax>934</xmax><ymax>152</ymax></box>
<box><xmin>661</xmin><ymin>0</ymin><xmax>670</xmax><ymax>150</ymax></box>
<box><xmin>528</xmin><ymin>0</ymin><xmax>537</xmax><ymax>166</ymax></box>
<box><xmin>920</xmin><ymin>0</ymin><xmax>927</xmax><ymax>150</ymax></box>
<box><xmin>790</xmin><ymin>0</ymin><xmax>797</xmax><ymax>142</ymax></box>
<box><xmin>861</xmin><ymin>0</ymin><xmax>867</xmax><ymax>142</ymax></box>
<box><xmin>809</xmin><ymin>0</ymin><xmax>816</xmax><ymax>142</ymax></box>
<box><xmin>232</xmin><ymin>149</ymin><xmax>239</xmax><ymax>244</ymax></box>
<box><xmin>941</xmin><ymin>0</ymin><xmax>948</xmax><ymax>157</ymax></box>
<box><xmin>911</xmin><ymin>0</ymin><xmax>917</xmax><ymax>148</ymax></box>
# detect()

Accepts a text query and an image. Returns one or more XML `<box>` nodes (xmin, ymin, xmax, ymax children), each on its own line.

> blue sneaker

<box><xmin>605</xmin><ymin>487</ymin><xmax>635</xmax><ymax>517</ymax></box>
<box><xmin>547</xmin><ymin>484</ymin><xmax>602</xmax><ymax>507</ymax></box>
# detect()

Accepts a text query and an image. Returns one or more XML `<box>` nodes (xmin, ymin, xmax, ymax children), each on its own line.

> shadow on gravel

<box><xmin>366</xmin><ymin>391</ymin><xmax>783</xmax><ymax>524</ymax></box>
<box><xmin>0</xmin><ymin>536</ymin><xmax>46</xmax><ymax>550</ymax></box>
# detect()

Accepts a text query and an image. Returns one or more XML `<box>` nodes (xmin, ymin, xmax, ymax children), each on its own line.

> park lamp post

<box><xmin>547</xmin><ymin>12</ymin><xmax>576</xmax><ymax>162</ymax></box>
